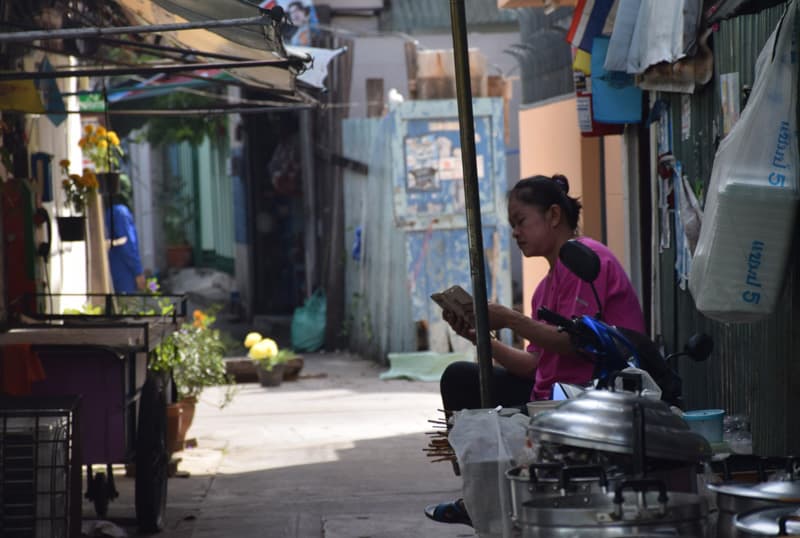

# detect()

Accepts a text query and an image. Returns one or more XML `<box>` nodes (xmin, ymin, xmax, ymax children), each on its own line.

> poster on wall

<box><xmin>259</xmin><ymin>0</ymin><xmax>320</xmax><ymax>47</ymax></box>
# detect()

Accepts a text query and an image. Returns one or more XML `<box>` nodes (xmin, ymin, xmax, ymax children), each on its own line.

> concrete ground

<box><xmin>81</xmin><ymin>351</ymin><xmax>475</xmax><ymax>537</ymax></box>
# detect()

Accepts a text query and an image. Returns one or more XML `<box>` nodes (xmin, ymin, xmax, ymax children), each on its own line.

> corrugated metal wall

<box><xmin>342</xmin><ymin>118</ymin><xmax>415</xmax><ymax>363</ymax></box>
<box><xmin>659</xmin><ymin>4</ymin><xmax>800</xmax><ymax>455</ymax></box>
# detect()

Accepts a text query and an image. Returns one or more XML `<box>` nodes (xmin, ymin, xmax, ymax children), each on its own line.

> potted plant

<box><xmin>57</xmin><ymin>159</ymin><xmax>97</xmax><ymax>241</ymax></box>
<box><xmin>161</xmin><ymin>175</ymin><xmax>194</xmax><ymax>269</ymax></box>
<box><xmin>244</xmin><ymin>332</ymin><xmax>296</xmax><ymax>387</ymax></box>
<box><xmin>151</xmin><ymin>307</ymin><xmax>235</xmax><ymax>452</ymax></box>
<box><xmin>79</xmin><ymin>124</ymin><xmax>124</xmax><ymax>193</ymax></box>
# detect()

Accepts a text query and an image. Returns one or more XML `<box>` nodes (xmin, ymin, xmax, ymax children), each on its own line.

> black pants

<box><xmin>440</xmin><ymin>361</ymin><xmax>534</xmax><ymax>411</ymax></box>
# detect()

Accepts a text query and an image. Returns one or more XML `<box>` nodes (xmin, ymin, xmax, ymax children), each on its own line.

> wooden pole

<box><xmin>449</xmin><ymin>0</ymin><xmax>494</xmax><ymax>408</ymax></box>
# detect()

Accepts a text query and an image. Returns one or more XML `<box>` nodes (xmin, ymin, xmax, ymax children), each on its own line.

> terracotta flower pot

<box><xmin>166</xmin><ymin>397</ymin><xmax>197</xmax><ymax>454</ymax></box>
<box><xmin>166</xmin><ymin>403</ymin><xmax>184</xmax><ymax>455</ymax></box>
<box><xmin>166</xmin><ymin>244</ymin><xmax>193</xmax><ymax>268</ymax></box>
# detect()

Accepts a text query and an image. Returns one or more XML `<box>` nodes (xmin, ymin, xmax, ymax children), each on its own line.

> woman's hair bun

<box><xmin>551</xmin><ymin>174</ymin><xmax>569</xmax><ymax>194</ymax></box>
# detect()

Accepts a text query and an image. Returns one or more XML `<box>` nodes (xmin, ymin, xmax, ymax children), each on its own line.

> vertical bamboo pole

<box><xmin>449</xmin><ymin>0</ymin><xmax>494</xmax><ymax>407</ymax></box>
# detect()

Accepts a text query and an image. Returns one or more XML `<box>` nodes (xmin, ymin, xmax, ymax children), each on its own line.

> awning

<box><xmin>115</xmin><ymin>0</ymin><xmax>299</xmax><ymax>94</ymax></box>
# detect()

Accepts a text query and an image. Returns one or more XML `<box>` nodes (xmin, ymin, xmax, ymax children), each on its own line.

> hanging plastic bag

<box><xmin>448</xmin><ymin>409</ymin><xmax>529</xmax><ymax>538</ymax></box>
<box><xmin>688</xmin><ymin>1</ymin><xmax>800</xmax><ymax>323</ymax></box>
<box><xmin>290</xmin><ymin>289</ymin><xmax>326</xmax><ymax>352</ymax></box>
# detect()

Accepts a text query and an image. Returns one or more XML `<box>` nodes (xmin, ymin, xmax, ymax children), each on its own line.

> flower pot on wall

<box><xmin>97</xmin><ymin>172</ymin><xmax>120</xmax><ymax>195</ymax></box>
<box><xmin>56</xmin><ymin>216</ymin><xmax>86</xmax><ymax>241</ymax></box>
<box><xmin>166</xmin><ymin>244</ymin><xmax>192</xmax><ymax>269</ymax></box>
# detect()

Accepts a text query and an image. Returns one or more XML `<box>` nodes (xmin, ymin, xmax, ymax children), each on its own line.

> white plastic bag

<box><xmin>448</xmin><ymin>409</ymin><xmax>529</xmax><ymax>538</ymax></box>
<box><xmin>688</xmin><ymin>1</ymin><xmax>800</xmax><ymax>323</ymax></box>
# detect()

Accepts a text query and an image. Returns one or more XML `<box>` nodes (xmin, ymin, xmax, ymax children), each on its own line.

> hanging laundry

<box><xmin>604</xmin><ymin>0</ymin><xmax>703</xmax><ymax>75</ymax></box>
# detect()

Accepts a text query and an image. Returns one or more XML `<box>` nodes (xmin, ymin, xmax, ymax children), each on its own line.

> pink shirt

<box><xmin>527</xmin><ymin>237</ymin><xmax>646</xmax><ymax>400</ymax></box>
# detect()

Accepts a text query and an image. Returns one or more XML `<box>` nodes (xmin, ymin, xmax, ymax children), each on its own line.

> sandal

<box><xmin>423</xmin><ymin>498</ymin><xmax>472</xmax><ymax>526</ymax></box>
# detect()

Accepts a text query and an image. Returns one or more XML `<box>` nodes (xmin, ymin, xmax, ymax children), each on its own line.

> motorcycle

<box><xmin>537</xmin><ymin>239</ymin><xmax>712</xmax><ymax>408</ymax></box>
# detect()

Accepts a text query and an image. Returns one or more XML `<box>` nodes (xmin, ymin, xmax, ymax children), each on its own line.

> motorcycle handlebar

<box><xmin>537</xmin><ymin>306</ymin><xmax>573</xmax><ymax>329</ymax></box>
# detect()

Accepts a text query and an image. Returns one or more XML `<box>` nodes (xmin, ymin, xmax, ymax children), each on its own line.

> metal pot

<box><xmin>506</xmin><ymin>463</ymin><xmax>624</xmax><ymax>523</ymax></box>
<box><xmin>528</xmin><ymin>387</ymin><xmax>711</xmax><ymax>463</ymax></box>
<box><xmin>709</xmin><ymin>477</ymin><xmax>800</xmax><ymax>538</ymax></box>
<box><xmin>734</xmin><ymin>505</ymin><xmax>800</xmax><ymax>537</ymax></box>
<box><xmin>515</xmin><ymin>478</ymin><xmax>708</xmax><ymax>537</ymax></box>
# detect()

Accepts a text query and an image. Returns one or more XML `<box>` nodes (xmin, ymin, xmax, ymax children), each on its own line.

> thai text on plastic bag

<box><xmin>448</xmin><ymin>409</ymin><xmax>531</xmax><ymax>538</ymax></box>
<box><xmin>290</xmin><ymin>288</ymin><xmax>326</xmax><ymax>352</ymax></box>
<box><xmin>688</xmin><ymin>1</ymin><xmax>800</xmax><ymax>323</ymax></box>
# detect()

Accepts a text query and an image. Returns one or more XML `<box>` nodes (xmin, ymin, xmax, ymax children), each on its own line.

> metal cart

<box><xmin>1</xmin><ymin>293</ymin><xmax>186</xmax><ymax>533</ymax></box>
<box><xmin>0</xmin><ymin>395</ymin><xmax>82</xmax><ymax>538</ymax></box>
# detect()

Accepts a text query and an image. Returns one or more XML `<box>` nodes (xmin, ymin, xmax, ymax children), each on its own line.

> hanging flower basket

<box><xmin>56</xmin><ymin>216</ymin><xmax>86</xmax><ymax>242</ymax></box>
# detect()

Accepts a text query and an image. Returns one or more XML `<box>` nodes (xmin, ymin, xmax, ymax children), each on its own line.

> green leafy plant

<box><xmin>160</xmin><ymin>175</ymin><xmax>194</xmax><ymax>246</ymax></box>
<box><xmin>152</xmin><ymin>306</ymin><xmax>235</xmax><ymax>407</ymax></box>
<box><xmin>63</xmin><ymin>302</ymin><xmax>103</xmax><ymax>315</ymax></box>
<box><xmin>145</xmin><ymin>93</ymin><xmax>227</xmax><ymax>147</ymax></box>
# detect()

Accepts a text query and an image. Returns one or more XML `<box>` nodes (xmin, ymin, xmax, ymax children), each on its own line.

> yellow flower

<box><xmin>84</xmin><ymin>124</ymin><xmax>93</xmax><ymax>134</ymax></box>
<box><xmin>248</xmin><ymin>338</ymin><xmax>278</xmax><ymax>360</ymax></box>
<box><xmin>96</xmin><ymin>125</ymin><xmax>107</xmax><ymax>136</ymax></box>
<box><xmin>97</xmin><ymin>139</ymin><xmax>108</xmax><ymax>149</ymax></box>
<box><xmin>243</xmin><ymin>332</ymin><xmax>263</xmax><ymax>349</ymax></box>
<box><xmin>107</xmin><ymin>131</ymin><xmax>120</xmax><ymax>146</ymax></box>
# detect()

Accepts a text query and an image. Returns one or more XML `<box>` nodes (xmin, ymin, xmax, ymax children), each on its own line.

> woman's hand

<box><xmin>442</xmin><ymin>308</ymin><xmax>476</xmax><ymax>344</ymax></box>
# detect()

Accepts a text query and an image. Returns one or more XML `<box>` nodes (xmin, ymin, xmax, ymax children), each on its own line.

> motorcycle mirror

<box><xmin>559</xmin><ymin>239</ymin><xmax>603</xmax><ymax>319</ymax></box>
<box><xmin>685</xmin><ymin>333</ymin><xmax>713</xmax><ymax>362</ymax></box>
<box><xmin>559</xmin><ymin>239</ymin><xmax>600</xmax><ymax>283</ymax></box>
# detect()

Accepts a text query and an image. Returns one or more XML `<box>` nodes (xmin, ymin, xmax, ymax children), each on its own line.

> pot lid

<box><xmin>709</xmin><ymin>478</ymin><xmax>800</xmax><ymax>502</ymax></box>
<box><xmin>528</xmin><ymin>389</ymin><xmax>711</xmax><ymax>462</ymax></box>
<box><xmin>734</xmin><ymin>505</ymin><xmax>800</xmax><ymax>536</ymax></box>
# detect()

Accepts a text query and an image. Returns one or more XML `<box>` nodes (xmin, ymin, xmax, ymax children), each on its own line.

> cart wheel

<box><xmin>135</xmin><ymin>372</ymin><xmax>168</xmax><ymax>533</ymax></box>
<box><xmin>92</xmin><ymin>472</ymin><xmax>110</xmax><ymax>518</ymax></box>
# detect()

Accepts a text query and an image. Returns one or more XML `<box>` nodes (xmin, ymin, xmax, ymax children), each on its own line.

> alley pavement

<box><xmin>83</xmin><ymin>351</ymin><xmax>475</xmax><ymax>537</ymax></box>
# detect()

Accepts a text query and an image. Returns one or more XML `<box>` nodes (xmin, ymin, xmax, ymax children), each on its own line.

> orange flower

<box><xmin>192</xmin><ymin>309</ymin><xmax>208</xmax><ymax>328</ymax></box>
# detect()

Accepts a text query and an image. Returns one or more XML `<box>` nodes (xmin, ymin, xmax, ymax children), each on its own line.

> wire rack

<box><xmin>0</xmin><ymin>396</ymin><xmax>81</xmax><ymax>538</ymax></box>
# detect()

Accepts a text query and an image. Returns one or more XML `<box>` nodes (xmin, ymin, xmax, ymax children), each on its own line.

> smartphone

<box><xmin>430</xmin><ymin>285</ymin><xmax>474</xmax><ymax>328</ymax></box>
